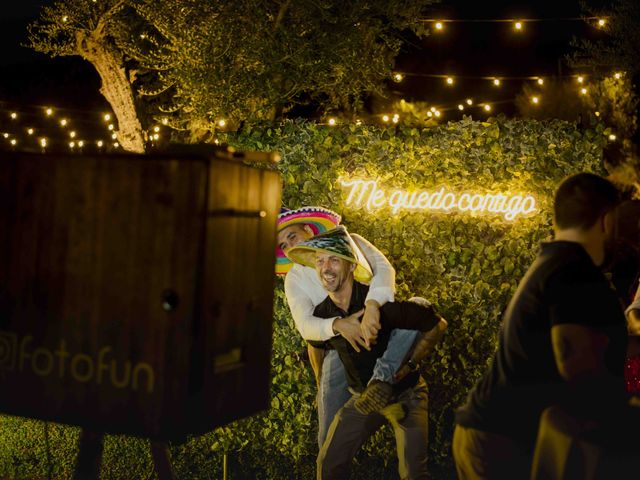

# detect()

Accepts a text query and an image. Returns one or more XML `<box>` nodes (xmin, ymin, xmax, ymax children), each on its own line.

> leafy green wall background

<box><xmin>0</xmin><ymin>117</ymin><xmax>606</xmax><ymax>479</ymax></box>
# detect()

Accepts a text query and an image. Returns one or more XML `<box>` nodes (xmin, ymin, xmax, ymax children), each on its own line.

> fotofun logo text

<box><xmin>0</xmin><ymin>331</ymin><xmax>155</xmax><ymax>393</ymax></box>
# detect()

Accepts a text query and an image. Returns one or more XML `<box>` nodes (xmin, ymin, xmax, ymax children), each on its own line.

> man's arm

<box><xmin>395</xmin><ymin>318</ymin><xmax>447</xmax><ymax>381</ymax></box>
<box><xmin>352</xmin><ymin>234</ymin><xmax>395</xmax><ymax>346</ymax></box>
<box><xmin>551</xmin><ymin>324</ymin><xmax>609</xmax><ymax>382</ymax></box>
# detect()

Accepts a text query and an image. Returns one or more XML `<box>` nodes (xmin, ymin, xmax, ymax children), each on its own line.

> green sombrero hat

<box><xmin>286</xmin><ymin>226</ymin><xmax>373</xmax><ymax>283</ymax></box>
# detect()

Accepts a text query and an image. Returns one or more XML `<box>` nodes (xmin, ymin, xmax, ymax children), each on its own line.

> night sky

<box><xmin>0</xmin><ymin>1</ymin><xmax>606</xmax><ymax>117</ymax></box>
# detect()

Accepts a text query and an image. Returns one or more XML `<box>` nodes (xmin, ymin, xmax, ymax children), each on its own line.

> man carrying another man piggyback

<box><xmin>276</xmin><ymin>207</ymin><xmax>447</xmax><ymax>479</ymax></box>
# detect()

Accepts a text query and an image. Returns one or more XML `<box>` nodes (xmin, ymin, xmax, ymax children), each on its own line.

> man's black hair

<box><xmin>554</xmin><ymin>172</ymin><xmax>620</xmax><ymax>230</ymax></box>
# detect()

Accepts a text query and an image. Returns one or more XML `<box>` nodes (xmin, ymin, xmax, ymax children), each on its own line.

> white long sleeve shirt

<box><xmin>284</xmin><ymin>233</ymin><xmax>395</xmax><ymax>341</ymax></box>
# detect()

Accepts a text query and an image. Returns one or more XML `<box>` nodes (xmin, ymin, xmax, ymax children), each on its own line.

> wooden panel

<box><xmin>195</xmin><ymin>159</ymin><xmax>280</xmax><ymax>430</ymax></box>
<box><xmin>0</xmin><ymin>152</ymin><xmax>207</xmax><ymax>438</ymax></box>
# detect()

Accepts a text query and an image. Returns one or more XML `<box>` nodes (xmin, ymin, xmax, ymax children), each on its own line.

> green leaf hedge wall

<box><xmin>0</xmin><ymin>117</ymin><xmax>606</xmax><ymax>479</ymax></box>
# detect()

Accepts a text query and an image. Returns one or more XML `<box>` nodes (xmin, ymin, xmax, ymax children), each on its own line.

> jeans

<box><xmin>317</xmin><ymin>328</ymin><xmax>418</xmax><ymax>448</ymax></box>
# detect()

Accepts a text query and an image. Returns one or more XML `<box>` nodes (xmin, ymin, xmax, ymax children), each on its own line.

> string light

<box><xmin>108</xmin><ymin>124</ymin><xmax>114</xmax><ymax>130</ymax></box>
<box><xmin>69</xmin><ymin>131</ymin><xmax>76</xmax><ymax>138</ymax></box>
<box><xmin>446</xmin><ymin>77</ymin><xmax>454</xmax><ymax>85</ymax></box>
<box><xmin>493</xmin><ymin>78</ymin><xmax>501</xmax><ymax>87</ymax></box>
<box><xmin>608</xmin><ymin>134</ymin><xmax>616</xmax><ymax>141</ymax></box>
<box><xmin>161</xmin><ymin>117</ymin><xmax>169</xmax><ymax>125</ymax></box>
<box><xmin>153</xmin><ymin>126</ymin><xmax>160</xmax><ymax>133</ymax></box>
<box><xmin>484</xmin><ymin>104</ymin><xmax>492</xmax><ymax>112</ymax></box>
<box><xmin>595</xmin><ymin>111</ymin><xmax>601</xmax><ymax>117</ymax></box>
<box><xmin>69</xmin><ymin>141</ymin><xmax>75</xmax><ymax>148</ymax></box>
<box><xmin>153</xmin><ymin>133</ymin><xmax>160</xmax><ymax>140</ymax></box>
<box><xmin>614</xmin><ymin>72</ymin><xmax>622</xmax><ymax>79</ymax></box>
<box><xmin>531</xmin><ymin>96</ymin><xmax>540</xmax><ymax>104</ymax></box>
<box><xmin>97</xmin><ymin>140</ymin><xmax>104</xmax><ymax>147</ymax></box>
<box><xmin>10</xmin><ymin>112</ymin><xmax>17</xmax><ymax>119</ymax></box>
<box><xmin>328</xmin><ymin>118</ymin><xmax>336</xmax><ymax>126</ymax></box>
<box><xmin>218</xmin><ymin>119</ymin><xmax>226</xmax><ymax>127</ymax></box>
<box><xmin>514</xmin><ymin>21</ymin><xmax>523</xmax><ymax>31</ymax></box>
<box><xmin>60</xmin><ymin>119</ymin><xmax>68</xmax><ymax>127</ymax></box>
<box><xmin>434</xmin><ymin>110</ymin><xmax>441</xmax><ymax>118</ymax></box>
<box><xmin>27</xmin><ymin>128</ymin><xmax>34</xmax><ymax>135</ymax></box>
<box><xmin>458</xmin><ymin>104</ymin><xmax>464</xmax><ymax>111</ymax></box>
<box><xmin>434</xmin><ymin>21</ymin><xmax>443</xmax><ymax>31</ymax></box>
<box><xmin>382</xmin><ymin>115</ymin><xmax>390</xmax><ymax>122</ymax></box>
<box><xmin>45</xmin><ymin>108</ymin><xmax>53</xmax><ymax>116</ymax></box>
<box><xmin>111</xmin><ymin>133</ymin><xmax>117</xmax><ymax>139</ymax></box>
<box><xmin>466</xmin><ymin>99</ymin><xmax>473</xmax><ymax>105</ymax></box>
<box><xmin>580</xmin><ymin>87</ymin><xmax>588</xmax><ymax>95</ymax></box>
<box><xmin>427</xmin><ymin>111</ymin><xmax>433</xmax><ymax>118</ymax></box>
<box><xmin>392</xmin><ymin>114</ymin><xmax>400</xmax><ymax>124</ymax></box>
<box><xmin>104</xmin><ymin>114</ymin><xmax>111</xmax><ymax>121</ymax></box>
<box><xmin>2</xmin><ymin>133</ymin><xmax>8</xmax><ymax>139</ymax></box>
<box><xmin>40</xmin><ymin>138</ymin><xmax>47</xmax><ymax>147</ymax></box>
<box><xmin>537</xmin><ymin>78</ymin><xmax>544</xmax><ymax>85</ymax></box>
<box><xmin>113</xmin><ymin>142</ymin><xmax>119</xmax><ymax>148</ymax></box>
<box><xmin>598</xmin><ymin>18</ymin><xmax>606</xmax><ymax>28</ymax></box>
<box><xmin>10</xmin><ymin>139</ymin><xmax>17</xmax><ymax>146</ymax></box>
<box><xmin>393</xmin><ymin>73</ymin><xmax>403</xmax><ymax>82</ymax></box>
<box><xmin>78</xmin><ymin>140</ymin><xmax>84</xmax><ymax>147</ymax></box>
<box><xmin>355</xmin><ymin>119</ymin><xmax>362</xmax><ymax>126</ymax></box>
<box><xmin>577</xmin><ymin>76</ymin><xmax>584</xmax><ymax>83</ymax></box>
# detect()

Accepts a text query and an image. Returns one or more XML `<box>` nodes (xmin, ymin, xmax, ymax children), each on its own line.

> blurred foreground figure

<box><xmin>453</xmin><ymin>173</ymin><xmax>628</xmax><ymax>480</ymax></box>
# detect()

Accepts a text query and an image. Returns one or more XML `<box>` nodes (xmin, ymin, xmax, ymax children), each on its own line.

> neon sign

<box><xmin>340</xmin><ymin>178</ymin><xmax>537</xmax><ymax>221</ymax></box>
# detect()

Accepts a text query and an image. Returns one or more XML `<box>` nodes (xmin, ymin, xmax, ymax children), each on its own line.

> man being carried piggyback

<box><xmin>287</xmin><ymin>226</ymin><xmax>447</xmax><ymax>480</ymax></box>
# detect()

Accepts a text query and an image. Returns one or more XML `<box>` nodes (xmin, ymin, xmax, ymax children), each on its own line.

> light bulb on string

<box><xmin>531</xmin><ymin>96</ymin><xmax>540</xmax><ymax>104</ymax></box>
<box><xmin>218</xmin><ymin>119</ymin><xmax>226</xmax><ymax>127</ymax></box>
<box><xmin>60</xmin><ymin>119</ymin><xmax>68</xmax><ymax>127</ymax></box>
<box><xmin>434</xmin><ymin>110</ymin><xmax>441</xmax><ymax>118</ymax></box>
<box><xmin>161</xmin><ymin>117</ymin><xmax>169</xmax><ymax>125</ymax></box>
<box><xmin>598</xmin><ymin>18</ymin><xmax>606</xmax><ymax>28</ymax></box>
<box><xmin>104</xmin><ymin>114</ymin><xmax>111</xmax><ymax>121</ymax></box>
<box><xmin>45</xmin><ymin>108</ymin><xmax>53</xmax><ymax>116</ymax></box>
<box><xmin>580</xmin><ymin>87</ymin><xmax>588</xmax><ymax>95</ymax></box>
<box><xmin>458</xmin><ymin>104</ymin><xmax>464</xmax><ymax>111</ymax></box>
<box><xmin>430</xmin><ymin>107</ymin><xmax>437</xmax><ymax>112</ymax></box>
<box><xmin>608</xmin><ymin>134</ymin><xmax>616</xmax><ymax>141</ymax></box>
<box><xmin>10</xmin><ymin>112</ymin><xmax>17</xmax><ymax>120</ymax></box>
<box><xmin>111</xmin><ymin>133</ymin><xmax>117</xmax><ymax>140</ymax></box>
<box><xmin>492</xmin><ymin>78</ymin><xmax>501</xmax><ymax>87</ymax></box>
<box><xmin>328</xmin><ymin>118</ymin><xmax>336</xmax><ymax>126</ymax></box>
<box><xmin>10</xmin><ymin>139</ymin><xmax>17</xmax><ymax>146</ymax></box>
<box><xmin>40</xmin><ymin>138</ymin><xmax>47</xmax><ymax>148</ymax></box>
<box><xmin>427</xmin><ymin>111</ymin><xmax>433</xmax><ymax>118</ymax></box>
<box><xmin>577</xmin><ymin>76</ymin><xmax>584</xmax><ymax>83</ymax></box>
<box><xmin>514</xmin><ymin>21</ymin><xmax>523</xmax><ymax>31</ymax></box>
<box><xmin>97</xmin><ymin>140</ymin><xmax>104</xmax><ymax>147</ymax></box>
<box><xmin>382</xmin><ymin>115</ymin><xmax>390</xmax><ymax>122</ymax></box>
<box><xmin>466</xmin><ymin>98</ymin><xmax>473</xmax><ymax>105</ymax></box>
<box><xmin>114</xmin><ymin>142</ymin><xmax>120</xmax><ymax>148</ymax></box>
<box><xmin>108</xmin><ymin>124</ymin><xmax>114</xmax><ymax>131</ymax></box>
<box><xmin>614</xmin><ymin>72</ymin><xmax>622</xmax><ymax>79</ymax></box>
<box><xmin>27</xmin><ymin>128</ymin><xmax>34</xmax><ymax>135</ymax></box>
<box><xmin>393</xmin><ymin>73</ymin><xmax>403</xmax><ymax>83</ymax></box>
<box><xmin>537</xmin><ymin>78</ymin><xmax>544</xmax><ymax>85</ymax></box>
<box><xmin>446</xmin><ymin>77</ymin><xmax>454</xmax><ymax>85</ymax></box>
<box><xmin>78</xmin><ymin>140</ymin><xmax>84</xmax><ymax>147</ymax></box>
<box><xmin>355</xmin><ymin>119</ymin><xmax>362</xmax><ymax>126</ymax></box>
<box><xmin>484</xmin><ymin>104</ymin><xmax>492</xmax><ymax>112</ymax></box>
<box><xmin>153</xmin><ymin>126</ymin><xmax>160</xmax><ymax>133</ymax></box>
<box><xmin>434</xmin><ymin>21</ymin><xmax>443</xmax><ymax>31</ymax></box>
<box><xmin>595</xmin><ymin>111</ymin><xmax>601</xmax><ymax>117</ymax></box>
<box><xmin>69</xmin><ymin>141</ymin><xmax>75</xmax><ymax>149</ymax></box>
<box><xmin>2</xmin><ymin>133</ymin><xmax>8</xmax><ymax>139</ymax></box>
<box><xmin>70</xmin><ymin>131</ymin><xmax>76</xmax><ymax>138</ymax></box>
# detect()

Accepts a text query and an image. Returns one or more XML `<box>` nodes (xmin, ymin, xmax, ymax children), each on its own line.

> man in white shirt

<box><xmin>276</xmin><ymin>206</ymin><xmax>418</xmax><ymax>448</ymax></box>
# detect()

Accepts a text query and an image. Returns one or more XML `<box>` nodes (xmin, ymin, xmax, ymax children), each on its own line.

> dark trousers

<box><xmin>317</xmin><ymin>378</ymin><xmax>429</xmax><ymax>480</ymax></box>
<box><xmin>452</xmin><ymin>424</ymin><xmax>531</xmax><ymax>480</ymax></box>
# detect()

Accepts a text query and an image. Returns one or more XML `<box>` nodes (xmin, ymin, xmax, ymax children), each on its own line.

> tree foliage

<box><xmin>28</xmin><ymin>0</ymin><xmax>437</xmax><ymax>144</ymax></box>
<box><xmin>569</xmin><ymin>0</ymin><xmax>640</xmax><ymax>78</ymax></box>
